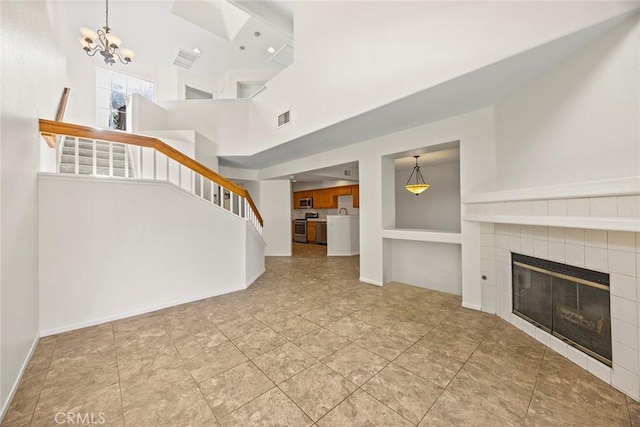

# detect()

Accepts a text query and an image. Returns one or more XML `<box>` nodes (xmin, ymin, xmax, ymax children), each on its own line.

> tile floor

<box><xmin>3</xmin><ymin>242</ymin><xmax>640</xmax><ymax>426</ymax></box>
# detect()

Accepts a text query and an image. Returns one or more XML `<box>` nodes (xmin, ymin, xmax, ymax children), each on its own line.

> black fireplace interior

<box><xmin>512</xmin><ymin>253</ymin><xmax>611</xmax><ymax>366</ymax></box>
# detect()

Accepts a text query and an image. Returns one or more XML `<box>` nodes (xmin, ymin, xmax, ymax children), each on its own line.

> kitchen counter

<box><xmin>307</xmin><ymin>218</ymin><xmax>327</xmax><ymax>222</ymax></box>
<box><xmin>327</xmin><ymin>215</ymin><xmax>359</xmax><ymax>256</ymax></box>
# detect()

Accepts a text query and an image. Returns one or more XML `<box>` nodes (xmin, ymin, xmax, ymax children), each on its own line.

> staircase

<box><xmin>60</xmin><ymin>136</ymin><xmax>134</xmax><ymax>177</ymax></box>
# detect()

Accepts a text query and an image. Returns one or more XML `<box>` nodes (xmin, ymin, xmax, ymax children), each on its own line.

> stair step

<box><xmin>60</xmin><ymin>154</ymin><xmax>129</xmax><ymax>169</ymax></box>
<box><xmin>61</xmin><ymin>147</ymin><xmax>126</xmax><ymax>161</ymax></box>
<box><xmin>63</xmin><ymin>138</ymin><xmax>126</xmax><ymax>154</ymax></box>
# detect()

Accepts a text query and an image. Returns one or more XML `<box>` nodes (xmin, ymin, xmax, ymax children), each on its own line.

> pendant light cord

<box><xmin>105</xmin><ymin>0</ymin><xmax>109</xmax><ymax>29</ymax></box>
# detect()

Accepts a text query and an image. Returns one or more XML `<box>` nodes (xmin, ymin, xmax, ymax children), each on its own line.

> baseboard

<box><xmin>265</xmin><ymin>253</ymin><xmax>292</xmax><ymax>257</ymax></box>
<box><xmin>40</xmin><ymin>285</ymin><xmax>246</xmax><ymax>337</ymax></box>
<box><xmin>461</xmin><ymin>301</ymin><xmax>482</xmax><ymax>311</ymax></box>
<box><xmin>246</xmin><ymin>268</ymin><xmax>266</xmax><ymax>288</ymax></box>
<box><xmin>0</xmin><ymin>334</ymin><xmax>39</xmax><ymax>422</ymax></box>
<box><xmin>359</xmin><ymin>277</ymin><xmax>383</xmax><ymax>286</ymax></box>
<box><xmin>328</xmin><ymin>252</ymin><xmax>360</xmax><ymax>257</ymax></box>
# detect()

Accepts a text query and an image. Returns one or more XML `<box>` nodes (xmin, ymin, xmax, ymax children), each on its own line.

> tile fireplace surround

<box><xmin>464</xmin><ymin>178</ymin><xmax>640</xmax><ymax>400</ymax></box>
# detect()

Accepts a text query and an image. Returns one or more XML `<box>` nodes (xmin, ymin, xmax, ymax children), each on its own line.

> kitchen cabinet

<box><xmin>293</xmin><ymin>185</ymin><xmax>359</xmax><ymax>209</ymax></box>
<box><xmin>307</xmin><ymin>221</ymin><xmax>316</xmax><ymax>242</ymax></box>
<box><xmin>331</xmin><ymin>186</ymin><xmax>351</xmax><ymax>197</ymax></box>
<box><xmin>352</xmin><ymin>185</ymin><xmax>359</xmax><ymax>208</ymax></box>
<box><xmin>312</xmin><ymin>188</ymin><xmax>335</xmax><ymax>209</ymax></box>
<box><xmin>293</xmin><ymin>190</ymin><xmax>313</xmax><ymax>209</ymax></box>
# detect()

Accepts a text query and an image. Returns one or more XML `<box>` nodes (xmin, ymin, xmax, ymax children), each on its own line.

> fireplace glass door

<box><xmin>512</xmin><ymin>253</ymin><xmax>611</xmax><ymax>366</ymax></box>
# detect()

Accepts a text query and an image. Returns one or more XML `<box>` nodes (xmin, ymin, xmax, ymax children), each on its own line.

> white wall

<box><xmin>259</xmin><ymin>180</ymin><xmax>292</xmax><ymax>256</ymax></box>
<box><xmin>495</xmin><ymin>15</ymin><xmax>639</xmax><ymax>190</ymax></box>
<box><xmin>220</xmin><ymin>68</ymin><xmax>282</xmax><ymax>99</ymax></box>
<box><xmin>259</xmin><ymin>108</ymin><xmax>496</xmax><ymax>299</ymax></box>
<box><xmin>38</xmin><ymin>175</ymin><xmax>264</xmax><ymax>335</ymax></box>
<box><xmin>0</xmin><ymin>0</ymin><xmax>67</xmax><ymax>417</ymax></box>
<box><xmin>388</xmin><ymin>240</ymin><xmax>462</xmax><ymax>295</ymax></box>
<box><xmin>395</xmin><ymin>162</ymin><xmax>461</xmax><ymax>232</ymax></box>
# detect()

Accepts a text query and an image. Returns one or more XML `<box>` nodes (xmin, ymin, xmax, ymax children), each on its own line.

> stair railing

<box><xmin>39</xmin><ymin>119</ymin><xmax>263</xmax><ymax>234</ymax></box>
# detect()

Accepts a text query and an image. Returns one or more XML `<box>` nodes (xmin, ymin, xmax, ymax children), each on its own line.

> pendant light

<box><xmin>405</xmin><ymin>155</ymin><xmax>430</xmax><ymax>195</ymax></box>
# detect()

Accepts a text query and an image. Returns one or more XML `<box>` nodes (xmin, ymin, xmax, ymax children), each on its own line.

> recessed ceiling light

<box><xmin>254</xmin><ymin>31</ymin><xmax>261</xmax><ymax>37</ymax></box>
<box><xmin>192</xmin><ymin>48</ymin><xmax>201</xmax><ymax>54</ymax></box>
<box><xmin>267</xmin><ymin>46</ymin><xmax>276</xmax><ymax>53</ymax></box>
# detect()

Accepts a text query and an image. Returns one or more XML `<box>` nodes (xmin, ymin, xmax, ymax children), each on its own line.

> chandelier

<box><xmin>79</xmin><ymin>0</ymin><xmax>134</xmax><ymax>65</ymax></box>
<box><xmin>405</xmin><ymin>155</ymin><xmax>430</xmax><ymax>195</ymax></box>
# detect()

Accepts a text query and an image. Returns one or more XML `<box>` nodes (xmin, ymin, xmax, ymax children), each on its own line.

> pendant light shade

<box><xmin>405</xmin><ymin>155</ymin><xmax>430</xmax><ymax>195</ymax></box>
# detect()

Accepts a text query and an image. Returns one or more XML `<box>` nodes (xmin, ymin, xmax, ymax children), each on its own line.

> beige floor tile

<box><xmin>317</xmin><ymin>389</ymin><xmax>413</xmax><ymax>427</ymax></box>
<box><xmin>301</xmin><ymin>304</ymin><xmax>353</xmax><ymax>326</ymax></box>
<box><xmin>162</xmin><ymin>315</ymin><xmax>221</xmax><ymax>342</ymax></box>
<box><xmin>252</xmin><ymin>307</ymin><xmax>298</xmax><ymax>326</ymax></box>
<box><xmin>280</xmin><ymin>363</ymin><xmax>357</xmax><ymax>421</ymax></box>
<box><xmin>533</xmin><ymin>350</ymin><xmax>628</xmax><ymax>419</ymax></box>
<box><xmin>253</xmin><ymin>342</ymin><xmax>317</xmax><ymax>384</ymax></box>
<box><xmin>350</xmin><ymin>306</ymin><xmax>396</xmax><ymax>327</ymax></box>
<box><xmin>293</xmin><ymin>328</ymin><xmax>350</xmax><ymax>359</ymax></box>
<box><xmin>233</xmin><ymin>327</ymin><xmax>288</xmax><ymax>359</ymax></box>
<box><xmin>445</xmin><ymin>364</ymin><xmax>531</xmax><ymax>424</ymax></box>
<box><xmin>199</xmin><ymin>361</ymin><xmax>274</xmax><ymax>418</ymax></box>
<box><xmin>115</xmin><ymin>335</ymin><xmax>184</xmax><ymax>381</ymax></box>
<box><xmin>525</xmin><ymin>388</ymin><xmax>629</xmax><ymax>426</ymax></box>
<box><xmin>322</xmin><ymin>344</ymin><xmax>388</xmax><ymax>387</ymax></box>
<box><xmin>354</xmin><ymin>329</ymin><xmax>412</xmax><ymax>361</ymax></box>
<box><xmin>174</xmin><ymin>339</ymin><xmax>247</xmax><ymax>383</ymax></box>
<box><xmin>31</xmin><ymin>383</ymin><xmax>123</xmax><ymax>426</ymax></box>
<box><xmin>217</xmin><ymin>315</ymin><xmax>266</xmax><ymax>340</ymax></box>
<box><xmin>376</xmin><ymin>318</ymin><xmax>434</xmax><ymax>343</ymax></box>
<box><xmin>419</xmin><ymin>390</ymin><xmax>519</xmax><ymax>426</ymax></box>
<box><xmin>466</xmin><ymin>339</ymin><xmax>543</xmax><ymax>389</ymax></box>
<box><xmin>43</xmin><ymin>352</ymin><xmax>119</xmax><ymax>401</ymax></box>
<box><xmin>628</xmin><ymin>397</ymin><xmax>640</xmax><ymax>427</ymax></box>
<box><xmin>220</xmin><ymin>387</ymin><xmax>312</xmax><ymax>427</ymax></box>
<box><xmin>324</xmin><ymin>316</ymin><xmax>375</xmax><ymax>340</ymax></box>
<box><xmin>394</xmin><ymin>344</ymin><xmax>463</xmax><ymax>388</ymax></box>
<box><xmin>361</xmin><ymin>363</ymin><xmax>442</xmax><ymax>424</ymax></box>
<box><xmin>416</xmin><ymin>326</ymin><xmax>481</xmax><ymax>363</ymax></box>
<box><xmin>270</xmin><ymin>316</ymin><xmax>320</xmax><ymax>340</ymax></box>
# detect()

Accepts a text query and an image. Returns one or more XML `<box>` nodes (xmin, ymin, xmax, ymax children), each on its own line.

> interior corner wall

<box><xmin>395</xmin><ymin>161</ymin><xmax>461</xmax><ymax>232</ymax></box>
<box><xmin>495</xmin><ymin>14</ymin><xmax>640</xmax><ymax>190</ymax></box>
<box><xmin>259</xmin><ymin>180</ymin><xmax>292</xmax><ymax>256</ymax></box>
<box><xmin>0</xmin><ymin>0</ymin><xmax>66</xmax><ymax>416</ymax></box>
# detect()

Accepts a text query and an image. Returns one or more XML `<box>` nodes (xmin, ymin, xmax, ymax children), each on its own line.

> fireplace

<box><xmin>512</xmin><ymin>253</ymin><xmax>611</xmax><ymax>366</ymax></box>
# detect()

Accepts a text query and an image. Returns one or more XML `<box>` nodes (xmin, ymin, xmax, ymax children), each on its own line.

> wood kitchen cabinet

<box><xmin>293</xmin><ymin>190</ymin><xmax>313</xmax><ymax>209</ymax></box>
<box><xmin>293</xmin><ymin>185</ymin><xmax>359</xmax><ymax>209</ymax></box>
<box><xmin>330</xmin><ymin>186</ymin><xmax>351</xmax><ymax>198</ymax></box>
<box><xmin>352</xmin><ymin>185</ymin><xmax>359</xmax><ymax>208</ymax></box>
<box><xmin>312</xmin><ymin>189</ymin><xmax>334</xmax><ymax>209</ymax></box>
<box><xmin>307</xmin><ymin>221</ymin><xmax>316</xmax><ymax>242</ymax></box>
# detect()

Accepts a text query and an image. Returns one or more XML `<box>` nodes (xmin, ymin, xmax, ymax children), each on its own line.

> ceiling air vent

<box><xmin>174</xmin><ymin>48</ymin><xmax>200</xmax><ymax>70</ymax></box>
<box><xmin>278</xmin><ymin>110</ymin><xmax>290</xmax><ymax>127</ymax></box>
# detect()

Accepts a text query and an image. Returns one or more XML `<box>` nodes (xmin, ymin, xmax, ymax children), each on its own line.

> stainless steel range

<box><xmin>293</xmin><ymin>212</ymin><xmax>319</xmax><ymax>243</ymax></box>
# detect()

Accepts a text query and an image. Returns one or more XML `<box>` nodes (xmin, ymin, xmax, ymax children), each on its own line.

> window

<box><xmin>95</xmin><ymin>67</ymin><xmax>154</xmax><ymax>130</ymax></box>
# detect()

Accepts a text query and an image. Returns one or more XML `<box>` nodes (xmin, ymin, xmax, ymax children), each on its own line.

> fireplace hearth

<box><xmin>512</xmin><ymin>253</ymin><xmax>611</xmax><ymax>366</ymax></box>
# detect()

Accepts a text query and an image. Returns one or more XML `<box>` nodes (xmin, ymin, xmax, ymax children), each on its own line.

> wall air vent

<box><xmin>344</xmin><ymin>170</ymin><xmax>351</xmax><ymax>176</ymax></box>
<box><xmin>278</xmin><ymin>110</ymin><xmax>290</xmax><ymax>127</ymax></box>
<box><xmin>174</xmin><ymin>48</ymin><xmax>200</xmax><ymax>70</ymax></box>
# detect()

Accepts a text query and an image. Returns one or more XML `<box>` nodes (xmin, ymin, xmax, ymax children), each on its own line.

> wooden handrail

<box><xmin>39</xmin><ymin>119</ymin><xmax>263</xmax><ymax>226</ymax></box>
<box><xmin>42</xmin><ymin>87</ymin><xmax>71</xmax><ymax>148</ymax></box>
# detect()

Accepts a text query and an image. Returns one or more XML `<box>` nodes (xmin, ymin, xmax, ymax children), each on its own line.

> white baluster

<box><xmin>153</xmin><ymin>150</ymin><xmax>157</xmax><ymax>180</ymax></box>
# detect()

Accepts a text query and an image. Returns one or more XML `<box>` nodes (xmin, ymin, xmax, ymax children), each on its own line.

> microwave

<box><xmin>300</xmin><ymin>198</ymin><xmax>313</xmax><ymax>208</ymax></box>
